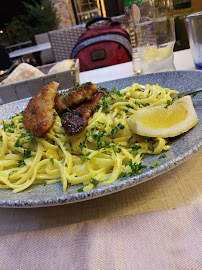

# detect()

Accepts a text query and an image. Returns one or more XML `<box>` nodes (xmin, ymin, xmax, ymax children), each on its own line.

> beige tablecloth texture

<box><xmin>0</xmin><ymin>150</ymin><xmax>201</xmax><ymax>269</ymax></box>
<box><xmin>0</xmin><ymin>203</ymin><xmax>201</xmax><ymax>270</ymax></box>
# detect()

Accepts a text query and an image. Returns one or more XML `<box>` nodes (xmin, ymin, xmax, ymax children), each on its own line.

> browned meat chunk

<box><xmin>62</xmin><ymin>88</ymin><xmax>109</xmax><ymax>135</ymax></box>
<box><xmin>55</xmin><ymin>82</ymin><xmax>98</xmax><ymax>115</ymax></box>
<box><xmin>23</xmin><ymin>81</ymin><xmax>59</xmax><ymax>137</ymax></box>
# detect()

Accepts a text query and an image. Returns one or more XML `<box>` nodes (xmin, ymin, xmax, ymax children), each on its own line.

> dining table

<box><xmin>8</xmin><ymin>42</ymin><xmax>51</xmax><ymax>59</ymax></box>
<box><xmin>0</xmin><ymin>48</ymin><xmax>202</xmax><ymax>270</ymax></box>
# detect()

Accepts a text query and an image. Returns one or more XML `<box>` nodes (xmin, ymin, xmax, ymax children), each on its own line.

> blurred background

<box><xmin>0</xmin><ymin>0</ymin><xmax>202</xmax><ymax>68</ymax></box>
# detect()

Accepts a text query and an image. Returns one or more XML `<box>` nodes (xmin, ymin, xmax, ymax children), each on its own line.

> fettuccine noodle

<box><xmin>0</xmin><ymin>83</ymin><xmax>178</xmax><ymax>193</ymax></box>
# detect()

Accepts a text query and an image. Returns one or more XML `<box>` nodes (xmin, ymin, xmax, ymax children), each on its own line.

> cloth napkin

<box><xmin>0</xmin><ymin>203</ymin><xmax>201</xmax><ymax>270</ymax></box>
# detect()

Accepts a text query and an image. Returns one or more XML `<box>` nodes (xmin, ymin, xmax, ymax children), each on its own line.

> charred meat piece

<box><xmin>55</xmin><ymin>82</ymin><xmax>98</xmax><ymax>115</ymax></box>
<box><xmin>23</xmin><ymin>81</ymin><xmax>59</xmax><ymax>137</ymax></box>
<box><xmin>62</xmin><ymin>88</ymin><xmax>109</xmax><ymax>135</ymax></box>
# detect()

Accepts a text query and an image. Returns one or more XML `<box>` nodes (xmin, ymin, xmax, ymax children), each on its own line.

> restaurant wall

<box><xmin>53</xmin><ymin>0</ymin><xmax>73</xmax><ymax>28</ymax></box>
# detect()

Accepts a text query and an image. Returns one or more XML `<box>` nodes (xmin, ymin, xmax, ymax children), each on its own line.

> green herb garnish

<box><xmin>79</xmin><ymin>156</ymin><xmax>90</xmax><ymax>163</ymax></box>
<box><xmin>150</xmin><ymin>161</ymin><xmax>161</xmax><ymax>168</ymax></box>
<box><xmin>14</xmin><ymin>132</ymin><xmax>36</xmax><ymax>147</ymax></box>
<box><xmin>17</xmin><ymin>150</ymin><xmax>31</xmax><ymax>167</ymax></box>
<box><xmin>119</xmin><ymin>172</ymin><xmax>127</xmax><ymax>178</ymax></box>
<box><xmin>49</xmin><ymin>158</ymin><xmax>54</xmax><ymax>165</ymax></box>
<box><xmin>159</xmin><ymin>154</ymin><xmax>166</xmax><ymax>159</ymax></box>
<box><xmin>125</xmin><ymin>159</ymin><xmax>147</xmax><ymax>176</ymax></box>
<box><xmin>107</xmin><ymin>123</ymin><xmax>124</xmax><ymax>137</ymax></box>
<box><xmin>90</xmin><ymin>178</ymin><xmax>99</xmax><ymax>186</ymax></box>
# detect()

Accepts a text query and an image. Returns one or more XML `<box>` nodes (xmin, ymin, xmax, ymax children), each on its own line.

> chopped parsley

<box><xmin>134</xmin><ymin>101</ymin><xmax>149</xmax><ymax>108</ymax></box>
<box><xmin>107</xmin><ymin>123</ymin><xmax>124</xmax><ymax>137</ymax></box>
<box><xmin>79</xmin><ymin>133</ymin><xmax>88</xmax><ymax>150</ymax></box>
<box><xmin>90</xmin><ymin>178</ymin><xmax>99</xmax><ymax>186</ymax></box>
<box><xmin>99</xmin><ymin>96</ymin><xmax>110</xmax><ymax>114</ymax></box>
<box><xmin>191</xmin><ymin>92</ymin><xmax>198</xmax><ymax>98</ymax></box>
<box><xmin>128</xmin><ymin>136</ymin><xmax>133</xmax><ymax>143</ymax></box>
<box><xmin>98</xmin><ymin>88</ymin><xmax>106</xmax><ymax>94</ymax></box>
<box><xmin>61</xmin><ymin>91</ymin><xmax>69</xmax><ymax>98</ymax></box>
<box><xmin>49</xmin><ymin>158</ymin><xmax>54</xmax><ymax>165</ymax></box>
<box><xmin>54</xmin><ymin>134</ymin><xmax>60</xmax><ymax>138</ymax></box>
<box><xmin>150</xmin><ymin>146</ymin><xmax>155</xmax><ymax>153</ymax></box>
<box><xmin>164</xmin><ymin>99</ymin><xmax>173</xmax><ymax>109</ymax></box>
<box><xmin>143</xmin><ymin>136</ymin><xmax>150</xmax><ymax>142</ymax></box>
<box><xmin>129</xmin><ymin>144</ymin><xmax>141</xmax><ymax>151</ymax></box>
<box><xmin>72</xmin><ymin>82</ymin><xmax>91</xmax><ymax>90</ymax></box>
<box><xmin>2</xmin><ymin>120</ymin><xmax>16</xmax><ymax>133</ymax></box>
<box><xmin>159</xmin><ymin>154</ymin><xmax>166</xmax><ymax>159</ymax></box>
<box><xmin>79</xmin><ymin>156</ymin><xmax>90</xmax><ymax>163</ymax></box>
<box><xmin>14</xmin><ymin>132</ymin><xmax>36</xmax><ymax>147</ymax></box>
<box><xmin>77</xmin><ymin>178</ymin><xmax>99</xmax><ymax>192</ymax></box>
<box><xmin>126</xmin><ymin>104</ymin><xmax>134</xmax><ymax>109</ymax></box>
<box><xmin>9</xmin><ymin>111</ymin><xmax>24</xmax><ymax>119</ymax></box>
<box><xmin>17</xmin><ymin>150</ymin><xmax>31</xmax><ymax>167</ymax></box>
<box><xmin>91</xmin><ymin>130</ymin><xmax>106</xmax><ymax>148</ymax></box>
<box><xmin>110</xmin><ymin>87</ymin><xmax>125</xmax><ymax>97</ymax></box>
<box><xmin>119</xmin><ymin>172</ymin><xmax>127</xmax><ymax>178</ymax></box>
<box><xmin>125</xmin><ymin>159</ymin><xmax>147</xmax><ymax>176</ymax></box>
<box><xmin>150</xmin><ymin>161</ymin><xmax>161</xmax><ymax>168</ymax></box>
<box><xmin>71</xmin><ymin>82</ymin><xmax>80</xmax><ymax>89</ymax></box>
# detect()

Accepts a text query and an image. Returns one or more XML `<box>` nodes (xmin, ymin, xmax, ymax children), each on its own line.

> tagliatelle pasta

<box><xmin>0</xmin><ymin>83</ymin><xmax>178</xmax><ymax>193</ymax></box>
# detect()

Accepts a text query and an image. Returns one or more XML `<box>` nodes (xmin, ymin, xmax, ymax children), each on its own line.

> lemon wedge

<box><xmin>127</xmin><ymin>96</ymin><xmax>198</xmax><ymax>138</ymax></box>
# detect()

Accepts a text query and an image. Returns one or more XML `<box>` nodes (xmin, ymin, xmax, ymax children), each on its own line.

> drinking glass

<box><xmin>185</xmin><ymin>12</ymin><xmax>202</xmax><ymax>70</ymax></box>
<box><xmin>132</xmin><ymin>0</ymin><xmax>176</xmax><ymax>74</ymax></box>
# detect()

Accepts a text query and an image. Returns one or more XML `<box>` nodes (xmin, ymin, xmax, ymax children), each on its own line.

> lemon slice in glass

<box><xmin>127</xmin><ymin>96</ymin><xmax>198</xmax><ymax>138</ymax></box>
<box><xmin>142</xmin><ymin>45</ymin><xmax>173</xmax><ymax>63</ymax></box>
